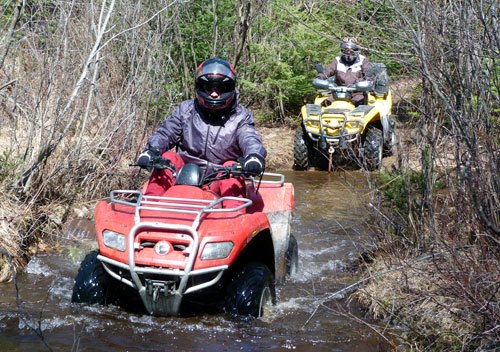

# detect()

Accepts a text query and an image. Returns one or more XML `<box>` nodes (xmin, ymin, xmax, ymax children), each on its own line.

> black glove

<box><xmin>242</xmin><ymin>153</ymin><xmax>265</xmax><ymax>175</ymax></box>
<box><xmin>136</xmin><ymin>149</ymin><xmax>160</xmax><ymax>169</ymax></box>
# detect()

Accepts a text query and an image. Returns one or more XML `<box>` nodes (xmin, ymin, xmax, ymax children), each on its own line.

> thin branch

<box><xmin>301</xmin><ymin>253</ymin><xmax>444</xmax><ymax>329</ymax></box>
<box><xmin>19</xmin><ymin>0</ymin><xmax>116</xmax><ymax>193</ymax></box>
<box><xmin>98</xmin><ymin>0</ymin><xmax>180</xmax><ymax>52</ymax></box>
<box><xmin>0</xmin><ymin>79</ymin><xmax>18</xmax><ymax>91</ymax></box>
<box><xmin>320</xmin><ymin>303</ymin><xmax>396</xmax><ymax>348</ymax></box>
<box><xmin>0</xmin><ymin>0</ymin><xmax>24</xmax><ymax>70</ymax></box>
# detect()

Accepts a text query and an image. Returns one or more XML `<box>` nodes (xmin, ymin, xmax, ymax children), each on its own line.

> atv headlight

<box><xmin>306</xmin><ymin>120</ymin><xmax>320</xmax><ymax>129</ymax></box>
<box><xmin>201</xmin><ymin>242</ymin><xmax>233</xmax><ymax>260</ymax></box>
<box><xmin>103</xmin><ymin>230</ymin><xmax>126</xmax><ymax>252</ymax></box>
<box><xmin>348</xmin><ymin>121</ymin><xmax>361</xmax><ymax>129</ymax></box>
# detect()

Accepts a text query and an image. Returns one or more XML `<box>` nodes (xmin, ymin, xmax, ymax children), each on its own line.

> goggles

<box><xmin>341</xmin><ymin>48</ymin><xmax>358</xmax><ymax>55</ymax></box>
<box><xmin>198</xmin><ymin>77</ymin><xmax>235</xmax><ymax>94</ymax></box>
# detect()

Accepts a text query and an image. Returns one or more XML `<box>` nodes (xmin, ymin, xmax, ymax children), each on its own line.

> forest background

<box><xmin>0</xmin><ymin>1</ymin><xmax>498</xmax><ymax>351</ymax></box>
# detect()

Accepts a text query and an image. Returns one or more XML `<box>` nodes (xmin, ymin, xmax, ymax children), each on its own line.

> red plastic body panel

<box><xmin>94</xmin><ymin>181</ymin><xmax>284</xmax><ymax>271</ymax></box>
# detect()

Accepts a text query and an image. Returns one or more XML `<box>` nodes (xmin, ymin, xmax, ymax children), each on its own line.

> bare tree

<box><xmin>0</xmin><ymin>1</ymin><xmax>191</xmax><ymax>281</ymax></box>
<box><xmin>0</xmin><ymin>0</ymin><xmax>24</xmax><ymax>70</ymax></box>
<box><xmin>361</xmin><ymin>0</ymin><xmax>499</xmax><ymax>349</ymax></box>
<box><xmin>0</xmin><ymin>1</ymin><xmax>185</xmax><ymax>199</ymax></box>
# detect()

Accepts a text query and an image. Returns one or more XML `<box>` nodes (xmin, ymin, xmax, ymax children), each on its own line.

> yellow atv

<box><xmin>294</xmin><ymin>63</ymin><xmax>395</xmax><ymax>171</ymax></box>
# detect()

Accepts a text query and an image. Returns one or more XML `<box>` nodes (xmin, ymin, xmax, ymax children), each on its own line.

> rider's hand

<box><xmin>242</xmin><ymin>153</ymin><xmax>265</xmax><ymax>175</ymax></box>
<box><xmin>136</xmin><ymin>149</ymin><xmax>160</xmax><ymax>169</ymax></box>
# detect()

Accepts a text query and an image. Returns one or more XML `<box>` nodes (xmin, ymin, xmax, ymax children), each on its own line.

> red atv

<box><xmin>71</xmin><ymin>157</ymin><xmax>297</xmax><ymax>318</ymax></box>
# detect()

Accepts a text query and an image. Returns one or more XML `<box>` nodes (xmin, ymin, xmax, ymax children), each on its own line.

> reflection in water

<box><xmin>0</xmin><ymin>170</ymin><xmax>390</xmax><ymax>351</ymax></box>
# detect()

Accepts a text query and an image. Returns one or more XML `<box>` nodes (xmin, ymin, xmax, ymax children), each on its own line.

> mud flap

<box><xmin>266</xmin><ymin>210</ymin><xmax>292</xmax><ymax>285</ymax></box>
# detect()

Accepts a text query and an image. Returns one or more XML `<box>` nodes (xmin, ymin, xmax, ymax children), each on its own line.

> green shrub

<box><xmin>0</xmin><ymin>149</ymin><xmax>19</xmax><ymax>185</ymax></box>
<box><xmin>376</xmin><ymin>170</ymin><xmax>426</xmax><ymax>214</ymax></box>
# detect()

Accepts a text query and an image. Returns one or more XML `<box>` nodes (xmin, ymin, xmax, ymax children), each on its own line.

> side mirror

<box><xmin>315</xmin><ymin>63</ymin><xmax>324</xmax><ymax>74</ymax></box>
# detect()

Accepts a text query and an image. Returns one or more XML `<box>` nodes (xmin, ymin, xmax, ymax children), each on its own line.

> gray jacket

<box><xmin>145</xmin><ymin>98</ymin><xmax>267</xmax><ymax>175</ymax></box>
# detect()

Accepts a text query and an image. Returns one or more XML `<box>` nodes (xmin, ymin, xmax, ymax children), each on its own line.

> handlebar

<box><xmin>203</xmin><ymin>163</ymin><xmax>261</xmax><ymax>185</ymax></box>
<box><xmin>130</xmin><ymin>156</ymin><xmax>177</xmax><ymax>176</ymax></box>
<box><xmin>131</xmin><ymin>157</ymin><xmax>261</xmax><ymax>186</ymax></box>
<box><xmin>312</xmin><ymin>78</ymin><xmax>373</xmax><ymax>93</ymax></box>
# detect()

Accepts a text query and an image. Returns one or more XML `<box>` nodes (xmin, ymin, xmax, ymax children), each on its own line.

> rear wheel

<box><xmin>362</xmin><ymin>127</ymin><xmax>383</xmax><ymax>171</ymax></box>
<box><xmin>286</xmin><ymin>234</ymin><xmax>299</xmax><ymax>277</ymax></box>
<box><xmin>225</xmin><ymin>263</ymin><xmax>275</xmax><ymax>318</ymax></box>
<box><xmin>293</xmin><ymin>128</ymin><xmax>311</xmax><ymax>170</ymax></box>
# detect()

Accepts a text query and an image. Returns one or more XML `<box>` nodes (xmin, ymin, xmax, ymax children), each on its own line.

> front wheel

<box><xmin>362</xmin><ymin>127</ymin><xmax>383</xmax><ymax>171</ymax></box>
<box><xmin>71</xmin><ymin>251</ymin><xmax>139</xmax><ymax>309</ymax></box>
<box><xmin>225</xmin><ymin>262</ymin><xmax>276</xmax><ymax>318</ymax></box>
<box><xmin>71</xmin><ymin>251</ymin><xmax>110</xmax><ymax>305</ymax></box>
<box><xmin>293</xmin><ymin>128</ymin><xmax>311</xmax><ymax>170</ymax></box>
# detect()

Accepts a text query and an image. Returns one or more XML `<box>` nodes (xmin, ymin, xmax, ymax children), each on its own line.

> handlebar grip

<box><xmin>312</xmin><ymin>78</ymin><xmax>331</xmax><ymax>90</ymax></box>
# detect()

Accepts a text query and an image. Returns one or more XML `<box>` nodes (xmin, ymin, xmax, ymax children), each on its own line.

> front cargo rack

<box><xmin>110</xmin><ymin>190</ymin><xmax>252</xmax><ymax>229</ymax></box>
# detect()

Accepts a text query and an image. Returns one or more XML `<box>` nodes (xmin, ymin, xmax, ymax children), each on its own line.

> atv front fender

<box><xmin>247</xmin><ymin>177</ymin><xmax>294</xmax><ymax>284</ymax></box>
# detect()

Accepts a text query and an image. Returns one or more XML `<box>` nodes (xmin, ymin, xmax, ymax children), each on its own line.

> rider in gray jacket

<box><xmin>144</xmin><ymin>94</ymin><xmax>266</xmax><ymax>175</ymax></box>
<box><xmin>136</xmin><ymin>58</ymin><xmax>266</xmax><ymax>197</ymax></box>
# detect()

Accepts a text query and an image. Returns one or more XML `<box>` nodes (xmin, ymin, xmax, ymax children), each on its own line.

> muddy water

<box><xmin>0</xmin><ymin>171</ymin><xmax>390</xmax><ymax>351</ymax></box>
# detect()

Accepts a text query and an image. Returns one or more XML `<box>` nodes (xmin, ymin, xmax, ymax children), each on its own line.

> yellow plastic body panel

<box><xmin>301</xmin><ymin>89</ymin><xmax>392</xmax><ymax>140</ymax></box>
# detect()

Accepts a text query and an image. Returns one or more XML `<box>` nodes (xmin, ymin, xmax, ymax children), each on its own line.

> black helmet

<box><xmin>195</xmin><ymin>58</ymin><xmax>236</xmax><ymax>112</ymax></box>
<box><xmin>340</xmin><ymin>37</ymin><xmax>360</xmax><ymax>65</ymax></box>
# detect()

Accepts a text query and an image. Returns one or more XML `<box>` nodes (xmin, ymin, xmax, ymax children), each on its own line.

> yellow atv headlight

<box><xmin>306</xmin><ymin>120</ymin><xmax>320</xmax><ymax>128</ymax></box>
<box><xmin>347</xmin><ymin>121</ymin><xmax>361</xmax><ymax>129</ymax></box>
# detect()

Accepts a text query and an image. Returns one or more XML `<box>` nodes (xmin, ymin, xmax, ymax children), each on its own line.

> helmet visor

<box><xmin>341</xmin><ymin>48</ymin><xmax>358</xmax><ymax>56</ymax></box>
<box><xmin>197</xmin><ymin>78</ymin><xmax>235</xmax><ymax>95</ymax></box>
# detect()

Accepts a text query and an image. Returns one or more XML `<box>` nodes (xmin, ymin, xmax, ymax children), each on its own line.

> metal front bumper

<box><xmin>99</xmin><ymin>253</ymin><xmax>227</xmax><ymax>316</ymax></box>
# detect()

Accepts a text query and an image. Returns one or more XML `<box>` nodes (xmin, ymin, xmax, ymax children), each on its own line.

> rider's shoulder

<box><xmin>174</xmin><ymin>99</ymin><xmax>196</xmax><ymax>115</ymax></box>
<box><xmin>359</xmin><ymin>54</ymin><xmax>369</xmax><ymax>62</ymax></box>
<box><xmin>179</xmin><ymin>99</ymin><xmax>195</xmax><ymax>109</ymax></box>
<box><xmin>233</xmin><ymin>103</ymin><xmax>254</xmax><ymax>121</ymax></box>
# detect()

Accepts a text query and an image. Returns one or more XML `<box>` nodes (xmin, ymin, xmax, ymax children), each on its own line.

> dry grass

<box><xmin>0</xmin><ymin>195</ymin><xmax>32</xmax><ymax>282</ymax></box>
<box><xmin>353</xmin><ymin>250</ymin><xmax>496</xmax><ymax>349</ymax></box>
<box><xmin>356</xmin><ymin>140</ymin><xmax>500</xmax><ymax>351</ymax></box>
<box><xmin>257</xmin><ymin>126</ymin><xmax>295</xmax><ymax>171</ymax></box>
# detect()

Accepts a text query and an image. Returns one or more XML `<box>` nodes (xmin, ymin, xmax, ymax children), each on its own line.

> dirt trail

<box><xmin>257</xmin><ymin>126</ymin><xmax>296</xmax><ymax>171</ymax></box>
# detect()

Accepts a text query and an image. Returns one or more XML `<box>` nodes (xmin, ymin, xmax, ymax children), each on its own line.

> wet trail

<box><xmin>0</xmin><ymin>171</ymin><xmax>389</xmax><ymax>351</ymax></box>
